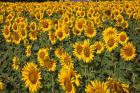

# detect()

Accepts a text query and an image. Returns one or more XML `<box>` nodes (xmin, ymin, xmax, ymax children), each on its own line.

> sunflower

<box><xmin>11</xmin><ymin>32</ymin><xmax>21</xmax><ymax>45</ymax></box>
<box><xmin>0</xmin><ymin>15</ymin><xmax>3</xmax><ymax>24</ymax></box>
<box><xmin>93</xmin><ymin>41</ymin><xmax>105</xmax><ymax>54</ymax></box>
<box><xmin>2</xmin><ymin>26</ymin><xmax>11</xmax><ymax>39</ymax></box>
<box><xmin>12</xmin><ymin>56</ymin><xmax>19</xmax><ymax>71</ymax></box>
<box><xmin>0</xmin><ymin>80</ymin><xmax>4</xmax><ymax>91</ymax></box>
<box><xmin>104</xmin><ymin>35</ymin><xmax>118</xmax><ymax>52</ymax></box>
<box><xmin>48</xmin><ymin>31</ymin><xmax>57</xmax><ymax>45</ymax></box>
<box><xmin>84</xmin><ymin>23</ymin><xmax>96</xmax><ymax>38</ymax></box>
<box><xmin>121</xmin><ymin>20</ymin><xmax>129</xmax><ymax>29</ymax></box>
<box><xmin>12</xmin><ymin>22</ymin><xmax>19</xmax><ymax>32</ymax></box>
<box><xmin>22</xmin><ymin>62</ymin><xmax>41</xmax><ymax>93</ymax></box>
<box><xmin>106</xmin><ymin>77</ymin><xmax>129</xmax><ymax>93</ymax></box>
<box><xmin>72</xmin><ymin>42</ymin><xmax>83</xmax><ymax>60</ymax></box>
<box><xmin>29</xmin><ymin>31</ymin><xmax>38</xmax><ymax>41</ymax></box>
<box><xmin>40</xmin><ymin>19</ymin><xmax>52</xmax><ymax>32</ymax></box>
<box><xmin>72</xmin><ymin>26</ymin><xmax>82</xmax><ymax>36</ymax></box>
<box><xmin>103</xmin><ymin>27</ymin><xmax>118</xmax><ymax>39</ymax></box>
<box><xmin>85</xmin><ymin>80</ymin><xmax>110</xmax><ymax>93</ymax></box>
<box><xmin>37</xmin><ymin>48</ymin><xmax>49</xmax><ymax>63</ymax></box>
<box><xmin>55</xmin><ymin>27</ymin><xmax>66</xmax><ymax>41</ymax></box>
<box><xmin>39</xmin><ymin>56</ymin><xmax>56</xmax><ymax>71</ymax></box>
<box><xmin>55</xmin><ymin>47</ymin><xmax>65</xmax><ymax>59</ymax></box>
<box><xmin>118</xmin><ymin>31</ymin><xmax>129</xmax><ymax>45</ymax></box>
<box><xmin>75</xmin><ymin>18</ymin><xmax>86</xmax><ymax>31</ymax></box>
<box><xmin>25</xmin><ymin>45</ymin><xmax>32</xmax><ymax>57</ymax></box>
<box><xmin>35</xmin><ymin>11</ymin><xmax>43</xmax><ymax>21</ymax></box>
<box><xmin>30</xmin><ymin>22</ymin><xmax>37</xmax><ymax>31</ymax></box>
<box><xmin>58</xmin><ymin>68</ymin><xmax>81</xmax><ymax>93</ymax></box>
<box><xmin>120</xmin><ymin>42</ymin><xmax>136</xmax><ymax>61</ymax></box>
<box><xmin>82</xmin><ymin>39</ymin><xmax>94</xmax><ymax>63</ymax></box>
<box><xmin>60</xmin><ymin>52</ymin><xmax>73</xmax><ymax>68</ymax></box>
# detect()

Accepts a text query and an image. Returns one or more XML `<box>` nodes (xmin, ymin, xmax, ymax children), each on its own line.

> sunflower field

<box><xmin>0</xmin><ymin>1</ymin><xmax>140</xmax><ymax>93</ymax></box>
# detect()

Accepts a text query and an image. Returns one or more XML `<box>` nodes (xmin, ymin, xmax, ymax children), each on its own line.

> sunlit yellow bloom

<box><xmin>30</xmin><ymin>22</ymin><xmax>37</xmax><ymax>31</ymax></box>
<box><xmin>29</xmin><ymin>31</ymin><xmax>38</xmax><ymax>41</ymax></box>
<box><xmin>103</xmin><ymin>27</ymin><xmax>118</xmax><ymax>39</ymax></box>
<box><xmin>73</xmin><ymin>42</ymin><xmax>83</xmax><ymax>60</ymax></box>
<box><xmin>37</xmin><ymin>48</ymin><xmax>49</xmax><ymax>62</ymax></box>
<box><xmin>120</xmin><ymin>42</ymin><xmax>136</xmax><ymax>61</ymax></box>
<box><xmin>48</xmin><ymin>31</ymin><xmax>57</xmax><ymax>45</ymax></box>
<box><xmin>40</xmin><ymin>19</ymin><xmax>52</xmax><ymax>32</ymax></box>
<box><xmin>118</xmin><ymin>31</ymin><xmax>129</xmax><ymax>45</ymax></box>
<box><xmin>58</xmin><ymin>68</ymin><xmax>81</xmax><ymax>93</ymax></box>
<box><xmin>25</xmin><ymin>45</ymin><xmax>32</xmax><ymax>57</ymax></box>
<box><xmin>39</xmin><ymin>56</ymin><xmax>56</xmax><ymax>71</ymax></box>
<box><xmin>11</xmin><ymin>32</ymin><xmax>21</xmax><ymax>45</ymax></box>
<box><xmin>84</xmin><ymin>23</ymin><xmax>96</xmax><ymax>38</ymax></box>
<box><xmin>93</xmin><ymin>41</ymin><xmax>105</xmax><ymax>54</ymax></box>
<box><xmin>2</xmin><ymin>26</ymin><xmax>11</xmax><ymax>39</ymax></box>
<box><xmin>12</xmin><ymin>56</ymin><xmax>19</xmax><ymax>71</ymax></box>
<box><xmin>55</xmin><ymin>47</ymin><xmax>65</xmax><ymax>59</ymax></box>
<box><xmin>85</xmin><ymin>80</ymin><xmax>110</xmax><ymax>93</ymax></box>
<box><xmin>60</xmin><ymin>52</ymin><xmax>73</xmax><ymax>68</ymax></box>
<box><xmin>82</xmin><ymin>39</ymin><xmax>94</xmax><ymax>63</ymax></box>
<box><xmin>22</xmin><ymin>62</ymin><xmax>42</xmax><ymax>93</ymax></box>
<box><xmin>106</xmin><ymin>77</ymin><xmax>129</xmax><ymax>93</ymax></box>
<box><xmin>0</xmin><ymin>80</ymin><xmax>4</xmax><ymax>91</ymax></box>
<box><xmin>55</xmin><ymin>27</ymin><xmax>66</xmax><ymax>41</ymax></box>
<box><xmin>104</xmin><ymin>35</ymin><xmax>118</xmax><ymax>52</ymax></box>
<box><xmin>75</xmin><ymin>18</ymin><xmax>86</xmax><ymax>31</ymax></box>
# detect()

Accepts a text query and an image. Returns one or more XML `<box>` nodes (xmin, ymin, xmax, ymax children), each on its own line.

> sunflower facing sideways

<box><xmin>73</xmin><ymin>41</ymin><xmax>83</xmax><ymax>61</ymax></box>
<box><xmin>106</xmin><ymin>77</ymin><xmax>129</xmax><ymax>93</ymax></box>
<box><xmin>120</xmin><ymin>42</ymin><xmax>137</xmax><ymax>61</ymax></box>
<box><xmin>58</xmin><ymin>68</ymin><xmax>81</xmax><ymax>93</ymax></box>
<box><xmin>39</xmin><ymin>56</ymin><xmax>56</xmax><ymax>71</ymax></box>
<box><xmin>82</xmin><ymin>39</ymin><xmax>94</xmax><ymax>63</ymax></box>
<box><xmin>21</xmin><ymin>62</ymin><xmax>42</xmax><ymax>93</ymax></box>
<box><xmin>85</xmin><ymin>80</ymin><xmax>110</xmax><ymax>93</ymax></box>
<box><xmin>93</xmin><ymin>41</ymin><xmax>105</xmax><ymax>54</ymax></box>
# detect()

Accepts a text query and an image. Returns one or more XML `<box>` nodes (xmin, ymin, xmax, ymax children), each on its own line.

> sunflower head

<box><xmin>118</xmin><ymin>31</ymin><xmax>129</xmax><ymax>45</ymax></box>
<box><xmin>120</xmin><ymin>42</ymin><xmax>137</xmax><ymax>61</ymax></box>
<box><xmin>12</xmin><ymin>56</ymin><xmax>19</xmax><ymax>71</ymax></box>
<box><xmin>22</xmin><ymin>62</ymin><xmax>41</xmax><ymax>93</ymax></box>
<box><xmin>82</xmin><ymin>39</ymin><xmax>94</xmax><ymax>63</ymax></box>
<box><xmin>106</xmin><ymin>77</ymin><xmax>129</xmax><ymax>93</ymax></box>
<box><xmin>0</xmin><ymin>80</ymin><xmax>4</xmax><ymax>91</ymax></box>
<box><xmin>93</xmin><ymin>41</ymin><xmax>105</xmax><ymax>54</ymax></box>
<box><xmin>85</xmin><ymin>80</ymin><xmax>110</xmax><ymax>93</ymax></box>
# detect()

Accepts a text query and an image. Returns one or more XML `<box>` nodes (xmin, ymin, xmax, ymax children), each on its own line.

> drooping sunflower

<box><xmin>106</xmin><ymin>77</ymin><xmax>129</xmax><ymax>93</ymax></box>
<box><xmin>58</xmin><ymin>68</ymin><xmax>81</xmax><ymax>93</ymax></box>
<box><xmin>12</xmin><ymin>56</ymin><xmax>19</xmax><ymax>71</ymax></box>
<box><xmin>82</xmin><ymin>39</ymin><xmax>94</xmax><ymax>63</ymax></box>
<box><xmin>40</xmin><ymin>19</ymin><xmax>52</xmax><ymax>32</ymax></box>
<box><xmin>37</xmin><ymin>48</ymin><xmax>49</xmax><ymax>63</ymax></box>
<box><xmin>117</xmin><ymin>31</ymin><xmax>129</xmax><ymax>45</ymax></box>
<box><xmin>104</xmin><ymin>35</ymin><xmax>118</xmax><ymax>52</ymax></box>
<box><xmin>93</xmin><ymin>41</ymin><xmax>105</xmax><ymax>54</ymax></box>
<box><xmin>39</xmin><ymin>56</ymin><xmax>56</xmax><ymax>71</ymax></box>
<box><xmin>0</xmin><ymin>80</ymin><xmax>4</xmax><ymax>91</ymax></box>
<box><xmin>60</xmin><ymin>52</ymin><xmax>73</xmax><ymax>68</ymax></box>
<box><xmin>72</xmin><ymin>42</ymin><xmax>83</xmax><ymax>61</ymax></box>
<box><xmin>120</xmin><ymin>42</ymin><xmax>136</xmax><ymax>61</ymax></box>
<box><xmin>85</xmin><ymin>80</ymin><xmax>110</xmax><ymax>93</ymax></box>
<box><xmin>102</xmin><ymin>27</ymin><xmax>118</xmax><ymax>39</ymax></box>
<box><xmin>22</xmin><ymin>62</ymin><xmax>41</xmax><ymax>93</ymax></box>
